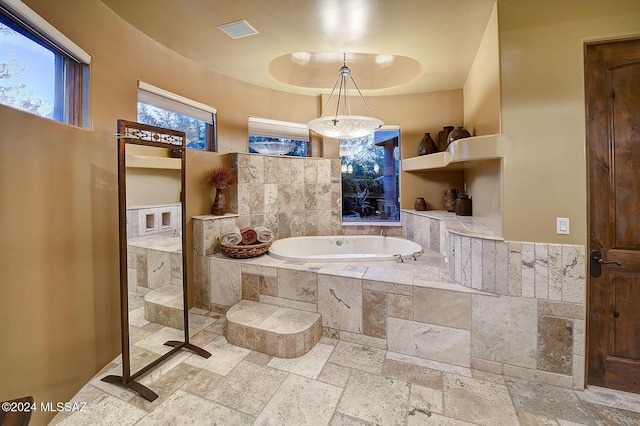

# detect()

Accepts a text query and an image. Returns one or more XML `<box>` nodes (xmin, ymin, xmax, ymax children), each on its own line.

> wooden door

<box><xmin>586</xmin><ymin>37</ymin><xmax>640</xmax><ymax>393</ymax></box>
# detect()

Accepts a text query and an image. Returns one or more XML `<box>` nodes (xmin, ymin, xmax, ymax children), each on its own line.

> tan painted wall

<box><xmin>498</xmin><ymin>0</ymin><xmax>640</xmax><ymax>244</ymax></box>
<box><xmin>0</xmin><ymin>107</ymin><xmax>120</xmax><ymax>426</ymax></box>
<box><xmin>464</xmin><ymin>3</ymin><xmax>501</xmax><ymax>137</ymax></box>
<box><xmin>463</xmin><ymin>2</ymin><xmax>502</xmax><ymax>235</ymax></box>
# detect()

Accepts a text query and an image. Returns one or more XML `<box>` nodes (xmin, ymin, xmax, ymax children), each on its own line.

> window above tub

<box><xmin>0</xmin><ymin>0</ymin><xmax>90</xmax><ymax>127</ymax></box>
<box><xmin>137</xmin><ymin>81</ymin><xmax>218</xmax><ymax>151</ymax></box>
<box><xmin>341</xmin><ymin>125</ymin><xmax>401</xmax><ymax>225</ymax></box>
<box><xmin>248</xmin><ymin>116</ymin><xmax>309</xmax><ymax>157</ymax></box>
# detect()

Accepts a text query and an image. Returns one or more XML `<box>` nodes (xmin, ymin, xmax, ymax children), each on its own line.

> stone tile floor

<box><xmin>50</xmin><ymin>308</ymin><xmax>640</xmax><ymax>425</ymax></box>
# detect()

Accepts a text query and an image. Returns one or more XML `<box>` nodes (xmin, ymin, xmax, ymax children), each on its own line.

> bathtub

<box><xmin>268</xmin><ymin>235</ymin><xmax>423</xmax><ymax>262</ymax></box>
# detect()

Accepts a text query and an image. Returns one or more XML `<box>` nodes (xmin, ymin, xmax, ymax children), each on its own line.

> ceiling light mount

<box><xmin>307</xmin><ymin>53</ymin><xmax>383</xmax><ymax>139</ymax></box>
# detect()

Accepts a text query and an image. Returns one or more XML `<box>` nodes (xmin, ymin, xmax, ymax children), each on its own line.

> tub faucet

<box><xmin>380</xmin><ymin>228</ymin><xmax>387</xmax><ymax>236</ymax></box>
<box><xmin>393</xmin><ymin>254</ymin><xmax>404</xmax><ymax>263</ymax></box>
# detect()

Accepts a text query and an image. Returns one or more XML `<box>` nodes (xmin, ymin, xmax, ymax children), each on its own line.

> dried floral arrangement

<box><xmin>206</xmin><ymin>166</ymin><xmax>237</xmax><ymax>189</ymax></box>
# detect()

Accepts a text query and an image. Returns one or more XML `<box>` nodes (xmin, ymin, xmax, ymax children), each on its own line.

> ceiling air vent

<box><xmin>218</xmin><ymin>20</ymin><xmax>258</xmax><ymax>39</ymax></box>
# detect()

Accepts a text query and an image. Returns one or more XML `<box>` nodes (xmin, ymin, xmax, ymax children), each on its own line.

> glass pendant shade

<box><xmin>307</xmin><ymin>115</ymin><xmax>383</xmax><ymax>139</ymax></box>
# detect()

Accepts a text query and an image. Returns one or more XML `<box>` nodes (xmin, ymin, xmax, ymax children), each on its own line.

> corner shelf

<box><xmin>402</xmin><ymin>134</ymin><xmax>502</xmax><ymax>172</ymax></box>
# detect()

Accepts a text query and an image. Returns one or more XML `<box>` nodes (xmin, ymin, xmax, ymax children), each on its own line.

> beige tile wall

<box><xmin>231</xmin><ymin>153</ymin><xmax>342</xmax><ymax>238</ymax></box>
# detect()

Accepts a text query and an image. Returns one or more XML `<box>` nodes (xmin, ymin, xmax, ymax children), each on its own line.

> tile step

<box><xmin>226</xmin><ymin>300</ymin><xmax>322</xmax><ymax>358</ymax></box>
<box><xmin>144</xmin><ymin>285</ymin><xmax>184</xmax><ymax>330</ymax></box>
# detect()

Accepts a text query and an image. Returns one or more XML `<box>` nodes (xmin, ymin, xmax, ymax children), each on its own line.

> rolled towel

<box><xmin>240</xmin><ymin>227</ymin><xmax>258</xmax><ymax>245</ymax></box>
<box><xmin>254</xmin><ymin>226</ymin><xmax>274</xmax><ymax>243</ymax></box>
<box><xmin>221</xmin><ymin>226</ymin><xmax>242</xmax><ymax>245</ymax></box>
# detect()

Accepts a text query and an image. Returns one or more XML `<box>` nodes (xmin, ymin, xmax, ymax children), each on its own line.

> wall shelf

<box><xmin>126</xmin><ymin>155</ymin><xmax>181</xmax><ymax>170</ymax></box>
<box><xmin>402</xmin><ymin>134</ymin><xmax>502</xmax><ymax>172</ymax></box>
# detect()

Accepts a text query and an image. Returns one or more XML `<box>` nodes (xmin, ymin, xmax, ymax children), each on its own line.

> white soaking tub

<box><xmin>268</xmin><ymin>235</ymin><xmax>423</xmax><ymax>262</ymax></box>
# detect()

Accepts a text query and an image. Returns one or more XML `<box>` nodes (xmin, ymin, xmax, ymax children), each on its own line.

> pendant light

<box><xmin>307</xmin><ymin>54</ymin><xmax>383</xmax><ymax>139</ymax></box>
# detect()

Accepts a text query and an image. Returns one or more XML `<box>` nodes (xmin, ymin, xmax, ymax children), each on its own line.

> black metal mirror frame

<box><xmin>102</xmin><ymin>120</ymin><xmax>210</xmax><ymax>401</ymax></box>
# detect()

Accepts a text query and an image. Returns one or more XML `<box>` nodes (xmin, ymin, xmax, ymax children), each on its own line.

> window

<box><xmin>248</xmin><ymin>117</ymin><xmax>309</xmax><ymax>157</ymax></box>
<box><xmin>137</xmin><ymin>81</ymin><xmax>217</xmax><ymax>151</ymax></box>
<box><xmin>0</xmin><ymin>0</ymin><xmax>90</xmax><ymax>127</ymax></box>
<box><xmin>341</xmin><ymin>126</ymin><xmax>401</xmax><ymax>224</ymax></box>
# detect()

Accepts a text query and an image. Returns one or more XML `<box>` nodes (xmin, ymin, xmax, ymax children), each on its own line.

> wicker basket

<box><xmin>221</xmin><ymin>241</ymin><xmax>272</xmax><ymax>259</ymax></box>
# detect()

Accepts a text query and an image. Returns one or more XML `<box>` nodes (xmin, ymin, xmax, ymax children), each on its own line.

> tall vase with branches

<box><xmin>206</xmin><ymin>167</ymin><xmax>236</xmax><ymax>215</ymax></box>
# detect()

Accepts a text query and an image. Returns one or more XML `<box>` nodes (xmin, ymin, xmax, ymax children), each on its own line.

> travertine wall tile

<box><xmin>495</xmin><ymin>242</ymin><xmax>509</xmax><ymax>295</ymax></box>
<box><xmin>573</xmin><ymin>320</ymin><xmax>585</xmax><ymax>356</ymax></box>
<box><xmin>277</xmin><ymin>269</ymin><xmax>318</xmax><ymax>303</ymax></box>
<box><xmin>507</xmin><ymin>242</ymin><xmax>522</xmax><ymax>296</ymax></box>
<box><xmin>388</xmin><ymin>293</ymin><xmax>413</xmax><ymax>319</ymax></box>
<box><xmin>248</xmin><ymin>154</ymin><xmax>265</xmax><ymax>183</ymax></box>
<box><xmin>248</xmin><ymin>183</ymin><xmax>265</xmax><ymax>214</ymax></box>
<box><xmin>264</xmin><ymin>156</ymin><xmax>279</xmax><ymax>184</ymax></box>
<box><xmin>454</xmin><ymin>234</ymin><xmax>462</xmax><ymax>282</ymax></box>
<box><xmin>304</xmin><ymin>160</ymin><xmax>318</xmax><ymax>183</ymax></box>
<box><xmin>192</xmin><ymin>219</ymin><xmax>204</xmax><ymax>256</ymax></box>
<box><xmin>318</xmin><ymin>274</ymin><xmax>363</xmax><ymax>333</ymax></box>
<box><xmin>414</xmin><ymin>287</ymin><xmax>471</xmax><ymax>330</ymax></box>
<box><xmin>562</xmin><ymin>245</ymin><xmax>586</xmax><ymax>304</ymax></box>
<box><xmin>194</xmin><ymin>255</ymin><xmax>209</xmax><ymax>285</ymax></box>
<box><xmin>572</xmin><ymin>354</ymin><xmax>585</xmax><ymax>389</ymax></box>
<box><xmin>363</xmin><ymin>290</ymin><xmax>387</xmax><ymax>339</ymax></box>
<box><xmin>521</xmin><ymin>243</ymin><xmax>535</xmax><ymax>298</ymax></box>
<box><xmin>503</xmin><ymin>364</ymin><xmax>573</xmax><ymax>389</ymax></box>
<box><xmin>420</xmin><ymin>217</ymin><xmax>431</xmax><ymax>250</ymax></box>
<box><xmin>430</xmin><ymin>220</ymin><xmax>441</xmax><ymax>254</ymax></box>
<box><xmin>208</xmin><ymin>257</ymin><xmax>242</xmax><ymax>307</ymax></box>
<box><xmin>148</xmin><ymin>250</ymin><xmax>171</xmax><ymax>289</ymax></box>
<box><xmin>471</xmin><ymin>238</ymin><xmax>483</xmax><ymax>290</ymax></box>
<box><xmin>537</xmin><ymin>300</ymin><xmax>584</xmax><ymax>320</ymax></box>
<box><xmin>537</xmin><ymin>316</ymin><xmax>573</xmax><ymax>375</ymax></box>
<box><xmin>242</xmin><ymin>273</ymin><xmax>260</xmax><ymax>301</ymax></box>
<box><xmin>388</xmin><ymin>317</ymin><xmax>471</xmax><ymax>367</ymax></box>
<box><xmin>534</xmin><ymin>243</ymin><xmax>549</xmax><ymax>299</ymax></box>
<box><xmin>276</xmin><ymin>157</ymin><xmax>291</xmax><ymax>183</ymax></box>
<box><xmin>317</xmin><ymin>159</ymin><xmax>332</xmax><ymax>184</ymax></box>
<box><xmin>460</xmin><ymin>236</ymin><xmax>471</xmax><ymax>287</ymax></box>
<box><xmin>482</xmin><ymin>240</ymin><xmax>497</xmax><ymax>293</ymax></box>
<box><xmin>471</xmin><ymin>357</ymin><xmax>503</xmax><ymax>375</ymax></box>
<box><xmin>548</xmin><ymin>244</ymin><xmax>563</xmax><ymax>301</ymax></box>
<box><xmin>290</xmin><ymin>158</ymin><xmax>305</xmax><ymax>183</ymax></box>
<box><xmin>472</xmin><ymin>294</ymin><xmax>537</xmax><ymax>369</ymax></box>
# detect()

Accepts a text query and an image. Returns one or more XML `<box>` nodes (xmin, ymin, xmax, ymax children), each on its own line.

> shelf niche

<box><xmin>401</xmin><ymin>134</ymin><xmax>503</xmax><ymax>237</ymax></box>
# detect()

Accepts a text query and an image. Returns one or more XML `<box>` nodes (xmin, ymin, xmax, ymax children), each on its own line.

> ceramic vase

<box><xmin>443</xmin><ymin>189</ymin><xmax>459</xmax><ymax>212</ymax></box>
<box><xmin>446</xmin><ymin>126</ymin><xmax>471</xmax><ymax>147</ymax></box>
<box><xmin>438</xmin><ymin>126</ymin><xmax>454</xmax><ymax>151</ymax></box>
<box><xmin>211</xmin><ymin>187</ymin><xmax>227</xmax><ymax>215</ymax></box>
<box><xmin>455</xmin><ymin>195</ymin><xmax>472</xmax><ymax>216</ymax></box>
<box><xmin>417</xmin><ymin>132</ymin><xmax>438</xmax><ymax>156</ymax></box>
<box><xmin>415</xmin><ymin>197</ymin><xmax>427</xmax><ymax>211</ymax></box>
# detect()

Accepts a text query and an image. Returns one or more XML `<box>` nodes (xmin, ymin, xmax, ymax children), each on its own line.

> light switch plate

<box><xmin>556</xmin><ymin>217</ymin><xmax>570</xmax><ymax>235</ymax></box>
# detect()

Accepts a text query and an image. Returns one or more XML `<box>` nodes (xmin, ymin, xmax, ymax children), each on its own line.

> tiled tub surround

<box><xmin>402</xmin><ymin>209</ymin><xmax>587</xmax><ymax>389</ymax></box>
<box><xmin>230</xmin><ymin>153</ymin><xmax>343</xmax><ymax>238</ymax></box>
<box><xmin>127</xmin><ymin>234</ymin><xmax>184</xmax><ymax>330</ymax></box>
<box><xmin>193</xmin><ymin>208</ymin><xmax>587</xmax><ymax>390</ymax></box>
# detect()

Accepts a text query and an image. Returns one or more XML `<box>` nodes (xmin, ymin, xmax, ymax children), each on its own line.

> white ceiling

<box><xmin>100</xmin><ymin>0</ymin><xmax>497</xmax><ymax>96</ymax></box>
